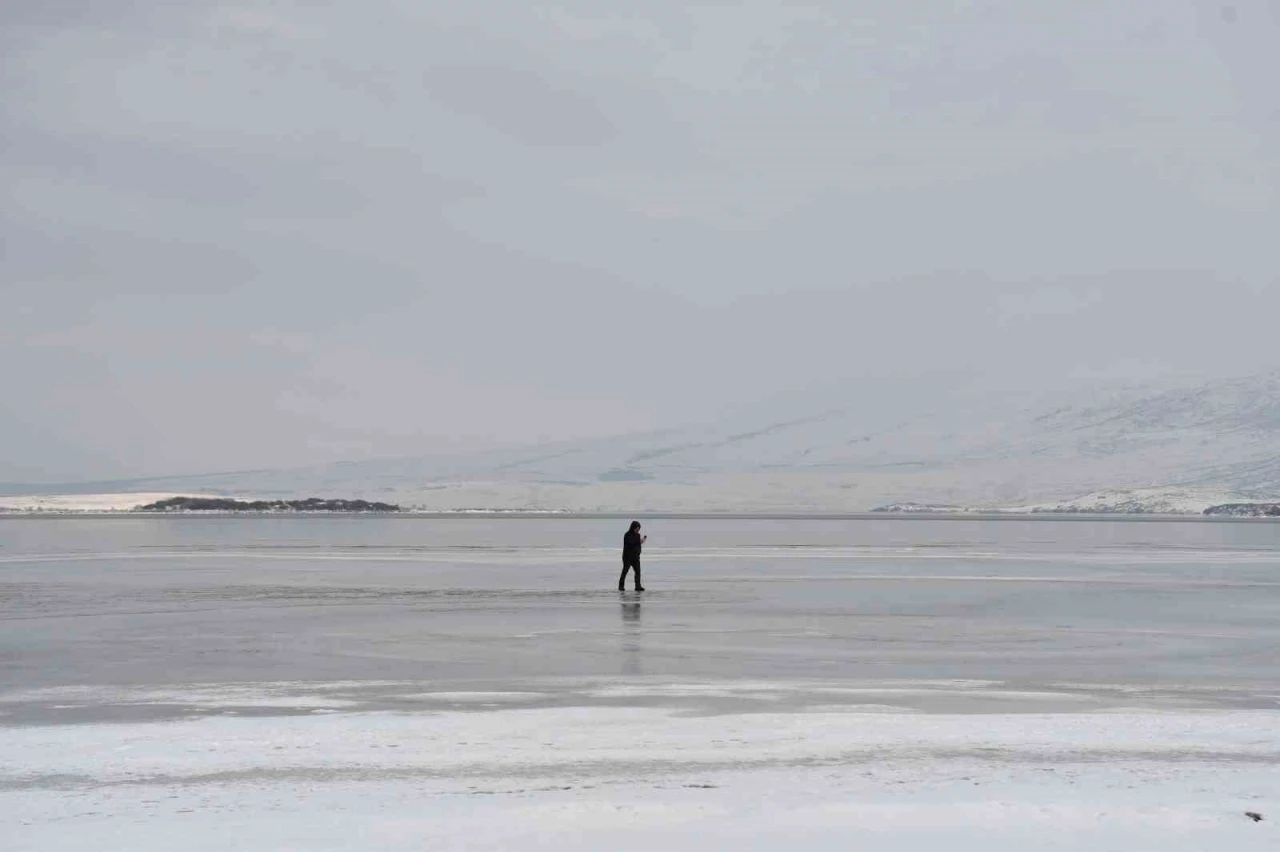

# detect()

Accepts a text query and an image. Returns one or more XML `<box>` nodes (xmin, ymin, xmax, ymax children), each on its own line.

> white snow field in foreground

<box><xmin>3</xmin><ymin>688</ymin><xmax>1277</xmax><ymax>851</ymax></box>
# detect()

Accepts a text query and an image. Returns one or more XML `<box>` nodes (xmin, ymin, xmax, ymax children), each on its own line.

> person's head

<box><xmin>628</xmin><ymin>521</ymin><xmax>641</xmax><ymax>533</ymax></box>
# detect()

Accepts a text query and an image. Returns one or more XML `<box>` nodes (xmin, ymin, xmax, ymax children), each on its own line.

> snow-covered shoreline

<box><xmin>0</xmin><ymin>492</ymin><xmax>208</xmax><ymax>514</ymax></box>
<box><xmin>3</xmin><ymin>683</ymin><xmax>1276</xmax><ymax>851</ymax></box>
<box><xmin>4</xmin><ymin>483</ymin><xmax>1279</xmax><ymax>517</ymax></box>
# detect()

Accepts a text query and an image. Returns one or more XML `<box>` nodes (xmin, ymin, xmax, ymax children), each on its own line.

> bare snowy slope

<box><xmin>7</xmin><ymin>372</ymin><xmax>1280</xmax><ymax>512</ymax></box>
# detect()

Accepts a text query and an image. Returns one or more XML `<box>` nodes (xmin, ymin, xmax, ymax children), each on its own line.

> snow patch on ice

<box><xmin>3</xmin><ymin>702</ymin><xmax>1278</xmax><ymax>851</ymax></box>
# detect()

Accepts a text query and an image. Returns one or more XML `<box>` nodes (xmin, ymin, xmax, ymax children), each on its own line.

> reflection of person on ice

<box><xmin>619</xmin><ymin>521</ymin><xmax>646</xmax><ymax>591</ymax></box>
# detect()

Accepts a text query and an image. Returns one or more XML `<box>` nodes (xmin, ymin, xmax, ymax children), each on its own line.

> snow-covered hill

<box><xmin>6</xmin><ymin>372</ymin><xmax>1280</xmax><ymax>513</ymax></box>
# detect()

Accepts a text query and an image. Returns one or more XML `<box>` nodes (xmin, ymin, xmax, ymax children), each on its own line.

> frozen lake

<box><xmin>3</xmin><ymin>515</ymin><xmax>1279</xmax><ymax>715</ymax></box>
<box><xmin>3</xmin><ymin>515</ymin><xmax>1279</xmax><ymax>850</ymax></box>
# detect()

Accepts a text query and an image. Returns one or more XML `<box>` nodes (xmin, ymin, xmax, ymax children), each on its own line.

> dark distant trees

<box><xmin>135</xmin><ymin>497</ymin><xmax>400</xmax><ymax>512</ymax></box>
<box><xmin>1203</xmin><ymin>503</ymin><xmax>1280</xmax><ymax>517</ymax></box>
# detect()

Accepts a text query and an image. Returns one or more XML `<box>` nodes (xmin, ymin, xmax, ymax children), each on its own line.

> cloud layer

<box><xmin>3</xmin><ymin>1</ymin><xmax>1277</xmax><ymax>481</ymax></box>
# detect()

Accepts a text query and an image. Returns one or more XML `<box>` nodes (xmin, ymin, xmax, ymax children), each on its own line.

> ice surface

<box><xmin>3</xmin><ymin>515</ymin><xmax>1279</xmax><ymax>700</ymax></box>
<box><xmin>1</xmin><ymin>516</ymin><xmax>1278</xmax><ymax>849</ymax></box>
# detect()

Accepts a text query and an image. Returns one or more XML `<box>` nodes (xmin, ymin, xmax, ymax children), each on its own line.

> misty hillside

<box><xmin>23</xmin><ymin>371</ymin><xmax>1280</xmax><ymax>513</ymax></box>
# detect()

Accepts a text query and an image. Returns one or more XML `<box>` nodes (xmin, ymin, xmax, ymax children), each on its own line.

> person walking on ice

<box><xmin>619</xmin><ymin>521</ymin><xmax>646</xmax><ymax>592</ymax></box>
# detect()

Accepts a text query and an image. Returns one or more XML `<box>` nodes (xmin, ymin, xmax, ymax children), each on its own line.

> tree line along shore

<box><xmin>134</xmin><ymin>497</ymin><xmax>401</xmax><ymax>512</ymax></box>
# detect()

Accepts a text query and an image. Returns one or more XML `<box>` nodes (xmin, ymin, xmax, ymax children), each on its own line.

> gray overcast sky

<box><xmin>3</xmin><ymin>1</ymin><xmax>1278</xmax><ymax>482</ymax></box>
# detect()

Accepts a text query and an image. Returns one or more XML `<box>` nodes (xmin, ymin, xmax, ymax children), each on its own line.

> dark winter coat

<box><xmin>622</xmin><ymin>530</ymin><xmax>643</xmax><ymax>564</ymax></box>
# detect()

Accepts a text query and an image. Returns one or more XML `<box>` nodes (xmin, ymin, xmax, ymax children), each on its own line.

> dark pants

<box><xmin>618</xmin><ymin>559</ymin><xmax>641</xmax><ymax>590</ymax></box>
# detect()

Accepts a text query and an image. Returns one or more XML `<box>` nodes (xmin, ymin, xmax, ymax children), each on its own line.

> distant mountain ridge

<box><xmin>6</xmin><ymin>372</ymin><xmax>1280</xmax><ymax>513</ymax></box>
